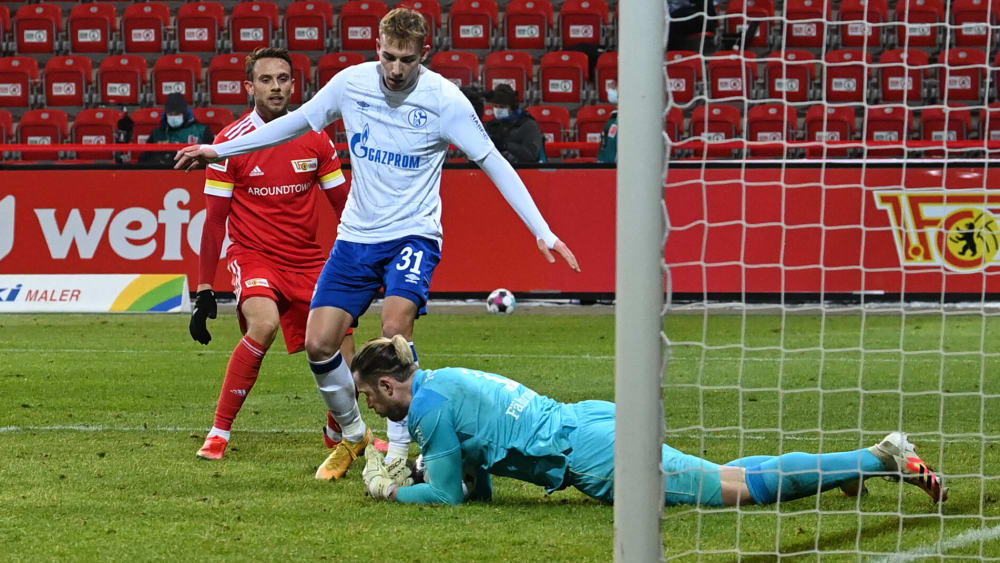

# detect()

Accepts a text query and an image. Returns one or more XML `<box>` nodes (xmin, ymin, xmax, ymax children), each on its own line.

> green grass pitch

<box><xmin>1</xmin><ymin>309</ymin><xmax>998</xmax><ymax>560</ymax></box>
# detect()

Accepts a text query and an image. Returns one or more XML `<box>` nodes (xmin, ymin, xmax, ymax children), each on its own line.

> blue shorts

<box><xmin>563</xmin><ymin>401</ymin><xmax>723</xmax><ymax>506</ymax></box>
<box><xmin>311</xmin><ymin>236</ymin><xmax>442</xmax><ymax>323</ymax></box>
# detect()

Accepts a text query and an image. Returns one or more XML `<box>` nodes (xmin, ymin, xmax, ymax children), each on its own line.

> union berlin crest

<box><xmin>875</xmin><ymin>191</ymin><xmax>1000</xmax><ymax>272</ymax></box>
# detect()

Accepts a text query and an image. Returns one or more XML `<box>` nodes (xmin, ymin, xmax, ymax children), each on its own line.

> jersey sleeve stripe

<box><xmin>204</xmin><ymin>186</ymin><xmax>234</xmax><ymax>198</ymax></box>
<box><xmin>205</xmin><ymin>179</ymin><xmax>235</xmax><ymax>190</ymax></box>
<box><xmin>319</xmin><ymin>169</ymin><xmax>346</xmax><ymax>189</ymax></box>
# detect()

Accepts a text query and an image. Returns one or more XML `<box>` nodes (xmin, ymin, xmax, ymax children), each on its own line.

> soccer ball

<box><xmin>486</xmin><ymin>288</ymin><xmax>516</xmax><ymax>314</ymax></box>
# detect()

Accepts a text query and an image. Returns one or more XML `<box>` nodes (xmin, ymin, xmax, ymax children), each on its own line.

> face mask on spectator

<box><xmin>493</xmin><ymin>107</ymin><xmax>510</xmax><ymax>119</ymax></box>
<box><xmin>607</xmin><ymin>87</ymin><xmax>618</xmax><ymax>105</ymax></box>
<box><xmin>166</xmin><ymin>114</ymin><xmax>184</xmax><ymax>128</ymax></box>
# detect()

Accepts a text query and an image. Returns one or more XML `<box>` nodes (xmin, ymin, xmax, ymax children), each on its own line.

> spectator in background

<box><xmin>484</xmin><ymin>84</ymin><xmax>545</xmax><ymax>164</ymax></box>
<box><xmin>596</xmin><ymin>81</ymin><xmax>618</xmax><ymax>164</ymax></box>
<box><xmin>140</xmin><ymin>93</ymin><xmax>213</xmax><ymax>164</ymax></box>
<box><xmin>668</xmin><ymin>0</ymin><xmax>718</xmax><ymax>52</ymax></box>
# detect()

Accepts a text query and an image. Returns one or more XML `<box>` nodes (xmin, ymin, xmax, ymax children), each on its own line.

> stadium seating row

<box><xmin>0</xmin><ymin>0</ymin><xmax>611</xmax><ymax>56</ymax></box>
<box><xmin>0</xmin><ymin>48</ymin><xmax>614</xmax><ymax>109</ymax></box>
<box><xmin>0</xmin><ymin>103</ymin><xmax>618</xmax><ymax>160</ymax></box>
<box><xmin>7</xmin><ymin>101</ymin><xmax>1000</xmax><ymax>162</ymax></box>
<box><xmin>724</xmin><ymin>0</ymin><xmax>1000</xmax><ymax>52</ymax></box>
<box><xmin>667</xmin><ymin>48</ymin><xmax>1000</xmax><ymax>105</ymax></box>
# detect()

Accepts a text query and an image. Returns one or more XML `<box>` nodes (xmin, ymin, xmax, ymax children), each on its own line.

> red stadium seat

<box><xmin>539</xmin><ymin>50</ymin><xmax>589</xmax><ymax>104</ymax></box>
<box><xmin>317</xmin><ymin>52</ymin><xmax>366</xmax><ymax>86</ymax></box>
<box><xmin>0</xmin><ymin>56</ymin><xmax>38</xmax><ymax>107</ymax></box>
<box><xmin>122</xmin><ymin>3</ymin><xmax>171</xmax><ymax>54</ymax></box>
<box><xmin>824</xmin><ymin>49</ymin><xmax>871</xmax><ymax>103</ymax></box>
<box><xmin>0</xmin><ymin>6</ymin><xmax>9</xmax><ymax>54</ymax></box>
<box><xmin>980</xmin><ymin>103</ymin><xmax>1000</xmax><ymax>144</ymax></box>
<box><xmin>289</xmin><ymin>52</ymin><xmax>312</xmax><ymax>104</ymax></box>
<box><xmin>68</xmin><ymin>2</ymin><xmax>117</xmax><ymax>54</ymax></box>
<box><xmin>940</xmin><ymin>48</ymin><xmax>987</xmax><ymax>103</ymax></box>
<box><xmin>483</xmin><ymin>50</ymin><xmax>533</xmax><ymax>101</ymax></box>
<box><xmin>805</xmin><ymin>105</ymin><xmax>855</xmax><ymax>157</ymax></box>
<box><xmin>559</xmin><ymin>0</ymin><xmax>609</xmax><ymax>48</ymax></box>
<box><xmin>14</xmin><ymin>3</ymin><xmax>62</xmax><ymax>55</ymax></box>
<box><xmin>430</xmin><ymin>50</ymin><xmax>479</xmax><ymax>86</ymax></box>
<box><xmin>575</xmin><ymin>104</ymin><xmax>615</xmax><ymax>157</ymax></box>
<box><xmin>595</xmin><ymin>51</ymin><xmax>617</xmax><ymax>103</ymax></box>
<box><xmin>783</xmin><ymin>0</ymin><xmax>831</xmax><ymax>48</ymax></box>
<box><xmin>176</xmin><ymin>1</ymin><xmax>225</xmax><ymax>52</ymax></box>
<box><xmin>207</xmin><ymin>54</ymin><xmax>246</xmax><ymax>106</ymax></box>
<box><xmin>763</xmin><ymin>50</ymin><xmax>816</xmax><ymax>103</ymax></box>
<box><xmin>665</xmin><ymin>106</ymin><xmax>684</xmax><ymax>146</ymax></box>
<box><xmin>747</xmin><ymin>103</ymin><xmax>797</xmax><ymax>157</ymax></box>
<box><xmin>706</xmin><ymin>51</ymin><xmax>758</xmax><ymax>100</ymax></box>
<box><xmin>131</xmin><ymin>107</ymin><xmax>164</xmax><ymax>144</ymax></box>
<box><xmin>194</xmin><ymin>106</ymin><xmax>236</xmax><ymax>135</ymax></box>
<box><xmin>98</xmin><ymin>55</ymin><xmax>148</xmax><ymax>106</ymax></box>
<box><xmin>665</xmin><ymin>51</ymin><xmax>703</xmax><ymax>105</ymax></box>
<box><xmin>152</xmin><ymin>54</ymin><xmax>202</xmax><ymax>105</ymax></box>
<box><xmin>504</xmin><ymin>0</ymin><xmax>553</xmax><ymax>51</ymax></box>
<box><xmin>895</xmin><ymin>0</ymin><xmax>945</xmax><ymax>49</ymax></box>
<box><xmin>920</xmin><ymin>107</ymin><xmax>973</xmax><ymax>157</ymax></box>
<box><xmin>285</xmin><ymin>1</ymin><xmax>334</xmax><ymax>51</ymax></box>
<box><xmin>72</xmin><ymin>108</ymin><xmax>123</xmax><ymax>160</ymax></box>
<box><xmin>43</xmin><ymin>56</ymin><xmax>92</xmax><ymax>107</ymax></box>
<box><xmin>449</xmin><ymin>0</ymin><xmax>499</xmax><ymax>50</ymax></box>
<box><xmin>837</xmin><ymin>0</ymin><xmax>888</xmax><ymax>49</ymax></box>
<box><xmin>878</xmin><ymin>49</ymin><xmax>928</xmax><ymax>104</ymax></box>
<box><xmin>339</xmin><ymin>0</ymin><xmax>388</xmax><ymax>51</ymax></box>
<box><xmin>230</xmin><ymin>1</ymin><xmax>279</xmax><ymax>53</ymax></box>
<box><xmin>0</xmin><ymin>109</ymin><xmax>13</xmax><ymax>143</ymax></box>
<box><xmin>17</xmin><ymin>109</ymin><xmax>69</xmax><ymax>161</ymax></box>
<box><xmin>526</xmin><ymin>105</ymin><xmax>570</xmax><ymax>157</ymax></box>
<box><xmin>952</xmin><ymin>0</ymin><xmax>998</xmax><ymax>47</ymax></box>
<box><xmin>723</xmin><ymin>0</ymin><xmax>775</xmax><ymax>49</ymax></box>
<box><xmin>864</xmin><ymin>105</ymin><xmax>913</xmax><ymax>158</ymax></box>
<box><xmin>325</xmin><ymin>119</ymin><xmax>346</xmax><ymax>144</ymax></box>
<box><xmin>690</xmin><ymin>104</ymin><xmax>742</xmax><ymax>158</ymax></box>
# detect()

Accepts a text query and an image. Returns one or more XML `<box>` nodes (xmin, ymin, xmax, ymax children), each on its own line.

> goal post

<box><xmin>613</xmin><ymin>0</ymin><xmax>667</xmax><ymax>562</ymax></box>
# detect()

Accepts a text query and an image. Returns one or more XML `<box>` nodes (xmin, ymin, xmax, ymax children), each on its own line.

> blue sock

<box><xmin>742</xmin><ymin>449</ymin><xmax>885</xmax><ymax>504</ymax></box>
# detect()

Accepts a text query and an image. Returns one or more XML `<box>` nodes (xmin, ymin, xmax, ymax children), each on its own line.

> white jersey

<box><xmin>299</xmin><ymin>62</ymin><xmax>494</xmax><ymax>245</ymax></box>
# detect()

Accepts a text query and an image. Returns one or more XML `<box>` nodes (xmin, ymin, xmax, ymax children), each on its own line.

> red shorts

<box><xmin>227</xmin><ymin>252</ymin><xmax>353</xmax><ymax>354</ymax></box>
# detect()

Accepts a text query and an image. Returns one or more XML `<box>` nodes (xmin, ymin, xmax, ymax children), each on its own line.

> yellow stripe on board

<box><xmin>110</xmin><ymin>275</ymin><xmax>185</xmax><ymax>311</ymax></box>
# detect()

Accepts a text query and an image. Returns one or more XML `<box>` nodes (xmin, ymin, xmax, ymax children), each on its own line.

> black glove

<box><xmin>189</xmin><ymin>289</ymin><xmax>217</xmax><ymax>345</ymax></box>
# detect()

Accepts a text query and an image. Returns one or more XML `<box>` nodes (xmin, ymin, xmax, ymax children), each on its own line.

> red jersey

<box><xmin>204</xmin><ymin>109</ymin><xmax>345</xmax><ymax>271</ymax></box>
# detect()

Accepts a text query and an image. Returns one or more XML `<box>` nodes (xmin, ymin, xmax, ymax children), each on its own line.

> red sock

<box><xmin>212</xmin><ymin>335</ymin><xmax>268</xmax><ymax>431</ymax></box>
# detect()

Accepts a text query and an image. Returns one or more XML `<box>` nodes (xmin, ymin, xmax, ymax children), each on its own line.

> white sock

<box><xmin>386</xmin><ymin>417</ymin><xmax>411</xmax><ymax>462</ymax></box>
<box><xmin>207</xmin><ymin>427</ymin><xmax>231</xmax><ymax>441</ymax></box>
<box><xmin>309</xmin><ymin>352</ymin><xmax>366</xmax><ymax>442</ymax></box>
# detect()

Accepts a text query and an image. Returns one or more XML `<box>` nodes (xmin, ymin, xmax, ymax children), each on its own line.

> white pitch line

<box><xmin>874</xmin><ymin>523</ymin><xmax>1000</xmax><ymax>562</ymax></box>
<box><xmin>1</xmin><ymin>348</ymin><xmax>995</xmax><ymax>365</ymax></box>
<box><xmin>0</xmin><ymin>425</ymin><xmax>990</xmax><ymax>445</ymax></box>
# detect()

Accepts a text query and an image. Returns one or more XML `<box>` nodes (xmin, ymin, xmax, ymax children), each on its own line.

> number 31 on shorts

<box><xmin>396</xmin><ymin>246</ymin><xmax>424</xmax><ymax>274</ymax></box>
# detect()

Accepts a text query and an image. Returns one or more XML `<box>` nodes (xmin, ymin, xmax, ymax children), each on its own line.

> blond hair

<box><xmin>353</xmin><ymin>335</ymin><xmax>417</xmax><ymax>384</ymax></box>
<box><xmin>379</xmin><ymin>8</ymin><xmax>428</xmax><ymax>50</ymax></box>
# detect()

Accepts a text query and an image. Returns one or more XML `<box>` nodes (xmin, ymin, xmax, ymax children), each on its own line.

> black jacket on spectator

<box><xmin>485</xmin><ymin>110</ymin><xmax>545</xmax><ymax>164</ymax></box>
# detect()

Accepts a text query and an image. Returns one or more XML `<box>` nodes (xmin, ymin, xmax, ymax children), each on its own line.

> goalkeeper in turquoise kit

<box><xmin>353</xmin><ymin>336</ymin><xmax>948</xmax><ymax>506</ymax></box>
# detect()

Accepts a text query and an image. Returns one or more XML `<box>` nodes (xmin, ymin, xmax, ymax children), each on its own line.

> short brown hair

<box><xmin>352</xmin><ymin>335</ymin><xmax>418</xmax><ymax>385</ymax></box>
<box><xmin>379</xmin><ymin>8</ymin><xmax>428</xmax><ymax>50</ymax></box>
<box><xmin>245</xmin><ymin>47</ymin><xmax>293</xmax><ymax>81</ymax></box>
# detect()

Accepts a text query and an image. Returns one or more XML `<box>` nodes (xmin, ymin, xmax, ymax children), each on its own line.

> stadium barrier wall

<box><xmin>1</xmin><ymin>165</ymin><xmax>998</xmax><ymax>296</ymax></box>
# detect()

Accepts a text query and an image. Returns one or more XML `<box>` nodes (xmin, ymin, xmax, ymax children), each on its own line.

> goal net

<box><xmin>630</xmin><ymin>0</ymin><xmax>1000</xmax><ymax>559</ymax></box>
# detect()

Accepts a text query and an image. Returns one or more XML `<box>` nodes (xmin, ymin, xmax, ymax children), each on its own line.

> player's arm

<box><xmin>189</xmin><ymin>157</ymin><xmax>235</xmax><ymax>345</ymax></box>
<box><xmin>315</xmin><ymin>134</ymin><xmax>349</xmax><ymax>217</ymax></box>
<box><xmin>440</xmin><ymin>89</ymin><xmax>580</xmax><ymax>272</ymax></box>
<box><xmin>175</xmin><ymin>73</ymin><xmax>347</xmax><ymax>170</ymax></box>
<box><xmin>380</xmin><ymin>404</ymin><xmax>467</xmax><ymax>504</ymax></box>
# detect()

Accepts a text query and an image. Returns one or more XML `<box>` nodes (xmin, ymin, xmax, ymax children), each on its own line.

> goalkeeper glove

<box><xmin>363</xmin><ymin>444</ymin><xmax>409</xmax><ymax>500</ymax></box>
<box><xmin>189</xmin><ymin>289</ymin><xmax>217</xmax><ymax>345</ymax></box>
<box><xmin>386</xmin><ymin>456</ymin><xmax>414</xmax><ymax>486</ymax></box>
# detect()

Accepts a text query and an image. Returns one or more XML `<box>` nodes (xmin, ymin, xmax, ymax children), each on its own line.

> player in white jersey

<box><xmin>175</xmin><ymin>8</ymin><xmax>579</xmax><ymax>481</ymax></box>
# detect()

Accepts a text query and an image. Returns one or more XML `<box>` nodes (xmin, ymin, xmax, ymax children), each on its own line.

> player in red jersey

<box><xmin>190</xmin><ymin>47</ymin><xmax>369</xmax><ymax>460</ymax></box>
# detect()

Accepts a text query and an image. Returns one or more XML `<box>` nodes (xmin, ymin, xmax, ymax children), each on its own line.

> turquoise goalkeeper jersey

<box><xmin>396</xmin><ymin>367</ymin><xmax>578</xmax><ymax>504</ymax></box>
